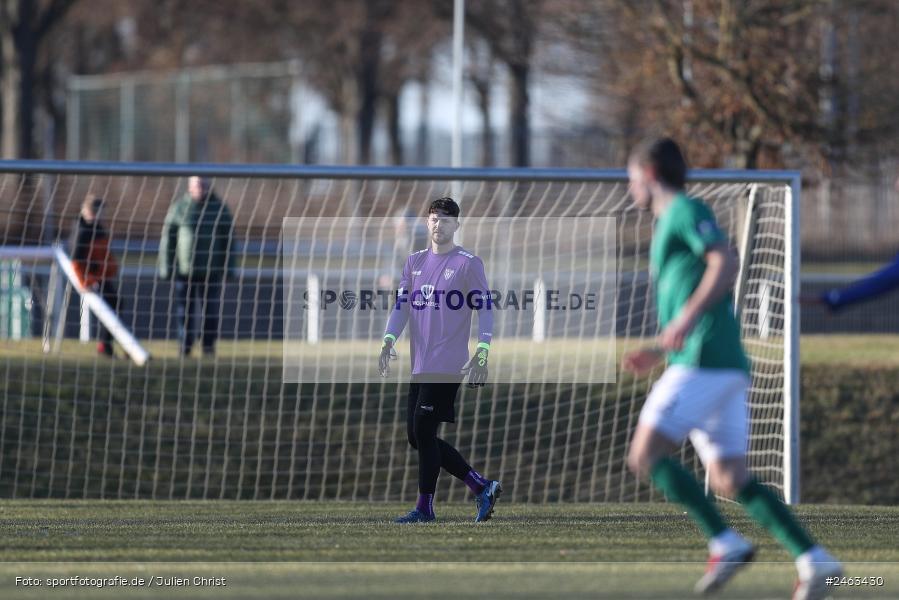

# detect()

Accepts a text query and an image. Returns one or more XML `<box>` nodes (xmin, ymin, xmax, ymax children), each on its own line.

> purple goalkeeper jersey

<box><xmin>385</xmin><ymin>246</ymin><xmax>494</xmax><ymax>376</ymax></box>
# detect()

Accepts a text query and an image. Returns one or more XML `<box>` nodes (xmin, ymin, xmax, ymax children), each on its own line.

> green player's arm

<box><xmin>659</xmin><ymin>243</ymin><xmax>737</xmax><ymax>351</ymax></box>
<box><xmin>679</xmin><ymin>243</ymin><xmax>739</xmax><ymax>325</ymax></box>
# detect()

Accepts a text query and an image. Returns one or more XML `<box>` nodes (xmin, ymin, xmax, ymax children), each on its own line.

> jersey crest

<box><xmin>696</xmin><ymin>219</ymin><xmax>720</xmax><ymax>240</ymax></box>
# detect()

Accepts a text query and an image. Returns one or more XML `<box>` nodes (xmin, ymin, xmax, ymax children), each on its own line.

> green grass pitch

<box><xmin>2</xmin><ymin>336</ymin><xmax>898</xmax><ymax>597</ymax></box>
<box><xmin>0</xmin><ymin>501</ymin><xmax>897</xmax><ymax>599</ymax></box>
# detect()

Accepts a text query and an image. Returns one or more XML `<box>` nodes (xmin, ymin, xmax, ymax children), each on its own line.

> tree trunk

<box><xmin>1</xmin><ymin>0</ymin><xmax>36</xmax><ymax>159</ymax></box>
<box><xmin>509</xmin><ymin>62</ymin><xmax>529</xmax><ymax>167</ymax></box>
<box><xmin>17</xmin><ymin>2</ymin><xmax>36</xmax><ymax>159</ymax></box>
<box><xmin>385</xmin><ymin>92</ymin><xmax>403</xmax><ymax>165</ymax></box>
<box><xmin>731</xmin><ymin>123</ymin><xmax>762</xmax><ymax>169</ymax></box>
<box><xmin>415</xmin><ymin>78</ymin><xmax>429</xmax><ymax>165</ymax></box>
<box><xmin>1</xmin><ymin>0</ymin><xmax>22</xmax><ymax>158</ymax></box>
<box><xmin>339</xmin><ymin>74</ymin><xmax>358</xmax><ymax>164</ymax></box>
<box><xmin>473</xmin><ymin>79</ymin><xmax>494</xmax><ymax>167</ymax></box>
<box><xmin>355</xmin><ymin>27</ymin><xmax>381</xmax><ymax>164</ymax></box>
<box><xmin>40</xmin><ymin>60</ymin><xmax>64</xmax><ymax>158</ymax></box>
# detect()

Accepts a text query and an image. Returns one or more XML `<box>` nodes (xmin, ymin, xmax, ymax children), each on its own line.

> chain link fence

<box><xmin>65</xmin><ymin>61</ymin><xmax>899</xmax><ymax>333</ymax></box>
<box><xmin>66</xmin><ymin>62</ymin><xmax>623</xmax><ymax>169</ymax></box>
<box><xmin>67</xmin><ymin>61</ymin><xmax>336</xmax><ymax>165</ymax></box>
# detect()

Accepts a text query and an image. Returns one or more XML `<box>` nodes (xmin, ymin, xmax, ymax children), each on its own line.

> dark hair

<box><xmin>428</xmin><ymin>197</ymin><xmax>460</xmax><ymax>218</ymax></box>
<box><xmin>630</xmin><ymin>137</ymin><xmax>688</xmax><ymax>190</ymax></box>
<box><xmin>82</xmin><ymin>193</ymin><xmax>103</xmax><ymax>215</ymax></box>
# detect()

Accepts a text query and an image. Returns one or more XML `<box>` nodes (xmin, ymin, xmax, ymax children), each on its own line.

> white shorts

<box><xmin>638</xmin><ymin>365</ymin><xmax>750</xmax><ymax>465</ymax></box>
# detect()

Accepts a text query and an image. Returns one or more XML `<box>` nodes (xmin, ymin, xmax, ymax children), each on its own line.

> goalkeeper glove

<box><xmin>378</xmin><ymin>336</ymin><xmax>398</xmax><ymax>377</ymax></box>
<box><xmin>461</xmin><ymin>343</ymin><xmax>489</xmax><ymax>388</ymax></box>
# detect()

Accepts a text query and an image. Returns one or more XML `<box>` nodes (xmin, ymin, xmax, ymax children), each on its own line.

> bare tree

<box><xmin>601</xmin><ymin>0</ymin><xmax>899</xmax><ymax>169</ymax></box>
<box><xmin>233</xmin><ymin>0</ymin><xmax>443</xmax><ymax>165</ymax></box>
<box><xmin>436</xmin><ymin>0</ymin><xmax>605</xmax><ymax>167</ymax></box>
<box><xmin>1</xmin><ymin>0</ymin><xmax>78</xmax><ymax>158</ymax></box>
<box><xmin>467</xmin><ymin>39</ymin><xmax>497</xmax><ymax>167</ymax></box>
<box><xmin>432</xmin><ymin>0</ymin><xmax>545</xmax><ymax>166</ymax></box>
<box><xmin>377</xmin><ymin>2</ymin><xmax>446</xmax><ymax>165</ymax></box>
<box><xmin>462</xmin><ymin>0</ymin><xmax>541</xmax><ymax>167</ymax></box>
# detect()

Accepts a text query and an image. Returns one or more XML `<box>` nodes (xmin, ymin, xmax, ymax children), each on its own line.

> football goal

<box><xmin>0</xmin><ymin>161</ymin><xmax>799</xmax><ymax>504</ymax></box>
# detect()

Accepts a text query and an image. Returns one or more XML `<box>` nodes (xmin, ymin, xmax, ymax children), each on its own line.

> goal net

<box><xmin>0</xmin><ymin>163</ymin><xmax>798</xmax><ymax>503</ymax></box>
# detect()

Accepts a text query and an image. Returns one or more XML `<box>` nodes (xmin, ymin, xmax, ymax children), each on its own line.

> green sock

<box><xmin>737</xmin><ymin>479</ymin><xmax>814</xmax><ymax>558</ymax></box>
<box><xmin>650</xmin><ymin>457</ymin><xmax>727</xmax><ymax>539</ymax></box>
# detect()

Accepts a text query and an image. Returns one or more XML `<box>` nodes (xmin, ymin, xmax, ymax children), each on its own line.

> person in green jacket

<box><xmin>158</xmin><ymin>176</ymin><xmax>235</xmax><ymax>357</ymax></box>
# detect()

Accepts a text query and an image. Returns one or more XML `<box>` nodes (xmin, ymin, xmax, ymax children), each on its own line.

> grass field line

<box><xmin>0</xmin><ymin>502</ymin><xmax>897</xmax><ymax>598</ymax></box>
<box><xmin>6</xmin><ymin>334</ymin><xmax>899</xmax><ymax>367</ymax></box>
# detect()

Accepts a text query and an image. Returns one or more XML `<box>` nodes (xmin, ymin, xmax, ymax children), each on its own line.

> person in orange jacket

<box><xmin>70</xmin><ymin>194</ymin><xmax>120</xmax><ymax>357</ymax></box>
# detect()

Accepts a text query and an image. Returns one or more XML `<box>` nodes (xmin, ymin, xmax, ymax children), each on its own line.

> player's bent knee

<box><xmin>708</xmin><ymin>461</ymin><xmax>748</xmax><ymax>497</ymax></box>
<box><xmin>626</xmin><ymin>450</ymin><xmax>639</xmax><ymax>475</ymax></box>
<box><xmin>626</xmin><ymin>447</ymin><xmax>651</xmax><ymax>477</ymax></box>
<box><xmin>714</xmin><ymin>479</ymin><xmax>741</xmax><ymax>498</ymax></box>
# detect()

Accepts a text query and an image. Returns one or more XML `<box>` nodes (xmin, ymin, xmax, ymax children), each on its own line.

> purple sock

<box><xmin>464</xmin><ymin>469</ymin><xmax>489</xmax><ymax>494</ymax></box>
<box><xmin>416</xmin><ymin>493</ymin><xmax>434</xmax><ymax>516</ymax></box>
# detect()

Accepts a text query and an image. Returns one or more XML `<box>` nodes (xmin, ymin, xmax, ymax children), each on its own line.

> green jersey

<box><xmin>650</xmin><ymin>193</ymin><xmax>750</xmax><ymax>373</ymax></box>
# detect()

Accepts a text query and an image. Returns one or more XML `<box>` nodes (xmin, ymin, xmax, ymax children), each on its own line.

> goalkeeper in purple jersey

<box><xmin>379</xmin><ymin>197</ymin><xmax>501</xmax><ymax>524</ymax></box>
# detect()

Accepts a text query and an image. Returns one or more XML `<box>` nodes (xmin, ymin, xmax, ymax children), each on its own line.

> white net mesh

<box><xmin>0</xmin><ymin>166</ymin><xmax>795</xmax><ymax>502</ymax></box>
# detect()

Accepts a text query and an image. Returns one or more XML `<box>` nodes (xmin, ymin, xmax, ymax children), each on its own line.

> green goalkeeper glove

<box><xmin>461</xmin><ymin>343</ymin><xmax>489</xmax><ymax>388</ymax></box>
<box><xmin>378</xmin><ymin>335</ymin><xmax>398</xmax><ymax>377</ymax></box>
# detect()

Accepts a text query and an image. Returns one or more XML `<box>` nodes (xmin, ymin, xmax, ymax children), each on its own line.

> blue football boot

<box><xmin>394</xmin><ymin>509</ymin><xmax>436</xmax><ymax>524</ymax></box>
<box><xmin>475</xmin><ymin>480</ymin><xmax>502</xmax><ymax>522</ymax></box>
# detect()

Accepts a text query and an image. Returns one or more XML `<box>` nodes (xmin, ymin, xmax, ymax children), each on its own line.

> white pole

<box><xmin>230</xmin><ymin>79</ymin><xmax>244</xmax><ymax>163</ymax></box>
<box><xmin>80</xmin><ymin>295</ymin><xmax>91</xmax><ymax>343</ymax></box>
<box><xmin>55</xmin><ymin>280</ymin><xmax>71</xmax><ymax>354</ymax></box>
<box><xmin>721</xmin><ymin>183</ymin><xmax>759</xmax><ymax>500</ymax></box>
<box><xmin>533</xmin><ymin>278</ymin><xmax>545</xmax><ymax>342</ymax></box>
<box><xmin>11</xmin><ymin>287</ymin><xmax>22</xmax><ymax>340</ymax></box>
<box><xmin>67</xmin><ymin>82</ymin><xmax>80</xmax><ymax>160</ymax></box>
<box><xmin>0</xmin><ymin>262</ymin><xmax>8</xmax><ymax>338</ymax></box>
<box><xmin>784</xmin><ymin>179</ymin><xmax>801</xmax><ymax>505</ymax></box>
<box><xmin>733</xmin><ymin>184</ymin><xmax>758</xmax><ymax>313</ymax></box>
<box><xmin>759</xmin><ymin>283</ymin><xmax>771</xmax><ymax>340</ymax></box>
<box><xmin>451</xmin><ymin>0</ymin><xmax>465</xmax><ymax>171</ymax></box>
<box><xmin>43</xmin><ymin>260</ymin><xmax>59</xmax><ymax>353</ymax></box>
<box><xmin>175</xmin><ymin>73</ymin><xmax>190</xmax><ymax>162</ymax></box>
<box><xmin>53</xmin><ymin>247</ymin><xmax>150</xmax><ymax>365</ymax></box>
<box><xmin>120</xmin><ymin>78</ymin><xmax>136</xmax><ymax>162</ymax></box>
<box><xmin>307</xmin><ymin>273</ymin><xmax>320</xmax><ymax>345</ymax></box>
<box><xmin>450</xmin><ymin>0</ymin><xmax>465</xmax><ymax>204</ymax></box>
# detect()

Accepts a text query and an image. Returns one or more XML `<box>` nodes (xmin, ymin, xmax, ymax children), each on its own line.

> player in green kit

<box><xmin>622</xmin><ymin>138</ymin><xmax>842</xmax><ymax>600</ymax></box>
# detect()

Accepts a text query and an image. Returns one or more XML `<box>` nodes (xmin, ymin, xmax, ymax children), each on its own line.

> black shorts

<box><xmin>407</xmin><ymin>376</ymin><xmax>463</xmax><ymax>424</ymax></box>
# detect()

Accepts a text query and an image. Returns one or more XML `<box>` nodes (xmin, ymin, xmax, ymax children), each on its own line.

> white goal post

<box><xmin>0</xmin><ymin>245</ymin><xmax>150</xmax><ymax>366</ymax></box>
<box><xmin>0</xmin><ymin>161</ymin><xmax>799</xmax><ymax>503</ymax></box>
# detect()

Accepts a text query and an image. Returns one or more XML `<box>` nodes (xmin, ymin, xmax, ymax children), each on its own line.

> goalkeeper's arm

<box><xmin>379</xmin><ymin>304</ymin><xmax>408</xmax><ymax>377</ymax></box>
<box><xmin>462</xmin><ymin>268</ymin><xmax>494</xmax><ymax>387</ymax></box>
<box><xmin>379</xmin><ymin>277</ymin><xmax>410</xmax><ymax>377</ymax></box>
